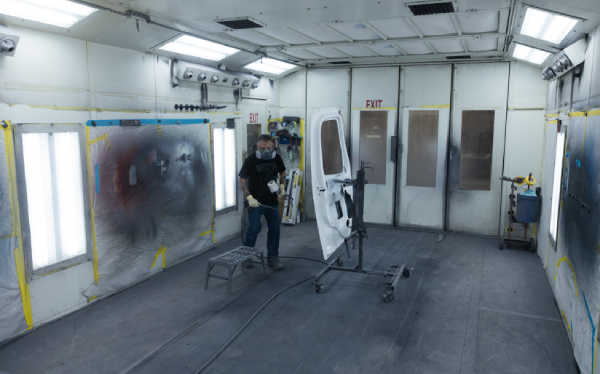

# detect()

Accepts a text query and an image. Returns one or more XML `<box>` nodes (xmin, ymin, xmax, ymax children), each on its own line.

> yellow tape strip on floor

<box><xmin>555</xmin><ymin>256</ymin><xmax>579</xmax><ymax>296</ymax></box>
<box><xmin>85</xmin><ymin>126</ymin><xmax>100</xmax><ymax>285</ymax></box>
<box><xmin>151</xmin><ymin>244</ymin><xmax>167</xmax><ymax>269</ymax></box>
<box><xmin>198</xmin><ymin>230</ymin><xmax>212</xmax><ymax>237</ymax></box>
<box><xmin>561</xmin><ymin>310</ymin><xmax>572</xmax><ymax>335</ymax></box>
<box><xmin>87</xmin><ymin>295</ymin><xmax>97</xmax><ymax>303</ymax></box>
<box><xmin>3</xmin><ymin>121</ymin><xmax>33</xmax><ymax>329</ymax></box>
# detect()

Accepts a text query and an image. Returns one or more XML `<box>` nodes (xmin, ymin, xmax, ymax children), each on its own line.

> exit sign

<box><xmin>249</xmin><ymin>113</ymin><xmax>259</xmax><ymax>123</ymax></box>
<box><xmin>366</xmin><ymin>100</ymin><xmax>383</xmax><ymax>108</ymax></box>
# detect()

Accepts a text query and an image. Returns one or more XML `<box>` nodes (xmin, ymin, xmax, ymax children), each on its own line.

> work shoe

<box><xmin>242</xmin><ymin>259</ymin><xmax>254</xmax><ymax>268</ymax></box>
<box><xmin>267</xmin><ymin>257</ymin><xmax>284</xmax><ymax>270</ymax></box>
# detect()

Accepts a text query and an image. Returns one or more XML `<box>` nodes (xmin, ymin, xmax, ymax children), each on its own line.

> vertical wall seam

<box><xmin>84</xmin><ymin>126</ymin><xmax>100</xmax><ymax>285</ymax></box>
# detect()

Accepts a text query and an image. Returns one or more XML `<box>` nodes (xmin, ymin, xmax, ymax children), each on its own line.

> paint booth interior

<box><xmin>0</xmin><ymin>0</ymin><xmax>600</xmax><ymax>373</ymax></box>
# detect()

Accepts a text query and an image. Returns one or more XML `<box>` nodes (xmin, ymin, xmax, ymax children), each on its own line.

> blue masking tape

<box><xmin>566</xmin><ymin>151</ymin><xmax>570</xmax><ymax>157</ymax></box>
<box><xmin>576</xmin><ymin>159</ymin><xmax>581</xmax><ymax>168</ymax></box>
<box><xmin>95</xmin><ymin>163</ymin><xmax>100</xmax><ymax>194</ymax></box>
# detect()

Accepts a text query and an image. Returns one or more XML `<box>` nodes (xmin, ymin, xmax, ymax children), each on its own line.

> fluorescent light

<box><xmin>512</xmin><ymin>43</ymin><xmax>551</xmax><ymax>65</ymax></box>
<box><xmin>1</xmin><ymin>0</ymin><xmax>97</xmax><ymax>28</ymax></box>
<box><xmin>224</xmin><ymin>129</ymin><xmax>236</xmax><ymax>208</ymax></box>
<box><xmin>521</xmin><ymin>7</ymin><xmax>578</xmax><ymax>44</ymax></box>
<box><xmin>214</xmin><ymin>129</ymin><xmax>225</xmax><ymax>211</ymax></box>
<box><xmin>159</xmin><ymin>35</ymin><xmax>238</xmax><ymax>61</ymax></box>
<box><xmin>245</xmin><ymin>58</ymin><xmax>295</xmax><ymax>75</ymax></box>
<box><xmin>549</xmin><ymin>132</ymin><xmax>565</xmax><ymax>241</ymax></box>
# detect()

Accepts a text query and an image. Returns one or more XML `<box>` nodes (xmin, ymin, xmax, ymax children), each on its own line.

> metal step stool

<box><xmin>204</xmin><ymin>246</ymin><xmax>266</xmax><ymax>293</ymax></box>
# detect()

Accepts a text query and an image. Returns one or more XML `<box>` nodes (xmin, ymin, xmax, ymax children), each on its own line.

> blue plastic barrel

<box><xmin>515</xmin><ymin>193</ymin><xmax>541</xmax><ymax>223</ymax></box>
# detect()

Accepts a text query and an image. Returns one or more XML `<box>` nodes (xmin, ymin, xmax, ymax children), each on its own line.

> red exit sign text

<box><xmin>249</xmin><ymin>113</ymin><xmax>259</xmax><ymax>123</ymax></box>
<box><xmin>366</xmin><ymin>100</ymin><xmax>383</xmax><ymax>108</ymax></box>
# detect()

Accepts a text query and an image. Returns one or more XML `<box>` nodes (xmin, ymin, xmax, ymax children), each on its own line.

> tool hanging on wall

<box><xmin>282</xmin><ymin>169</ymin><xmax>303</xmax><ymax>225</ymax></box>
<box><xmin>173</xmin><ymin>83</ymin><xmax>226</xmax><ymax>111</ymax></box>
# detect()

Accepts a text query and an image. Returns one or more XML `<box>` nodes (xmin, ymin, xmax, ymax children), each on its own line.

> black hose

<box><xmin>194</xmin><ymin>275</ymin><xmax>315</xmax><ymax>373</ymax></box>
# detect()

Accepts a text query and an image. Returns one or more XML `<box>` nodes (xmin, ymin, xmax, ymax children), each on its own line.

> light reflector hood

<box><xmin>512</xmin><ymin>43</ymin><xmax>551</xmax><ymax>65</ymax></box>
<box><xmin>0</xmin><ymin>0</ymin><xmax>97</xmax><ymax>28</ymax></box>
<box><xmin>520</xmin><ymin>7</ymin><xmax>579</xmax><ymax>45</ymax></box>
<box><xmin>159</xmin><ymin>35</ymin><xmax>239</xmax><ymax>61</ymax></box>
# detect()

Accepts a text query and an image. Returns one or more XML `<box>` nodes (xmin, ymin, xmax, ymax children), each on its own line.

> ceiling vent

<box><xmin>216</xmin><ymin>17</ymin><xmax>265</xmax><ymax>30</ymax></box>
<box><xmin>446</xmin><ymin>55</ymin><xmax>471</xmax><ymax>60</ymax></box>
<box><xmin>407</xmin><ymin>1</ymin><xmax>455</xmax><ymax>16</ymax></box>
<box><xmin>328</xmin><ymin>61</ymin><xmax>352</xmax><ymax>65</ymax></box>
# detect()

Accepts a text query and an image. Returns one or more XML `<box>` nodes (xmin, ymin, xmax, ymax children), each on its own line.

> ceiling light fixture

<box><xmin>244</xmin><ymin>58</ymin><xmax>295</xmax><ymax>75</ymax></box>
<box><xmin>520</xmin><ymin>7</ymin><xmax>579</xmax><ymax>45</ymax></box>
<box><xmin>0</xmin><ymin>0</ymin><xmax>97</xmax><ymax>28</ymax></box>
<box><xmin>159</xmin><ymin>35</ymin><xmax>239</xmax><ymax>61</ymax></box>
<box><xmin>512</xmin><ymin>43</ymin><xmax>551</xmax><ymax>65</ymax></box>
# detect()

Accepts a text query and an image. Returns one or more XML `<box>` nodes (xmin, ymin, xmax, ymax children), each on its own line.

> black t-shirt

<box><xmin>238</xmin><ymin>153</ymin><xmax>286</xmax><ymax>206</ymax></box>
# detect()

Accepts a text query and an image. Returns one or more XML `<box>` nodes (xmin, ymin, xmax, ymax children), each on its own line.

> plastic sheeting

<box><xmin>83</xmin><ymin>122</ymin><xmax>214</xmax><ymax>297</ymax></box>
<box><xmin>0</xmin><ymin>128</ymin><xmax>12</xmax><ymax>236</ymax></box>
<box><xmin>0</xmin><ymin>237</ymin><xmax>27</xmax><ymax>342</ymax></box>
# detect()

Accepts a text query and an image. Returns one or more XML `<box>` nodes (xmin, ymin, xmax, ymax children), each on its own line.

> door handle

<box><xmin>391</xmin><ymin>136</ymin><xmax>398</xmax><ymax>162</ymax></box>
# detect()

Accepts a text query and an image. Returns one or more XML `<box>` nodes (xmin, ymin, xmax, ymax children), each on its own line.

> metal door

<box><xmin>447</xmin><ymin>63</ymin><xmax>510</xmax><ymax>236</ymax></box>
<box><xmin>310</xmin><ymin>108</ymin><xmax>353</xmax><ymax>259</ymax></box>
<box><xmin>350</xmin><ymin>67</ymin><xmax>399</xmax><ymax>225</ymax></box>
<box><xmin>398</xmin><ymin>65</ymin><xmax>452</xmax><ymax>230</ymax></box>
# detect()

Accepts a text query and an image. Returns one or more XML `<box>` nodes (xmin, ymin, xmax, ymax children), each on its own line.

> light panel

<box><xmin>213</xmin><ymin>128</ymin><xmax>237</xmax><ymax>211</ymax></box>
<box><xmin>512</xmin><ymin>43</ymin><xmax>551</xmax><ymax>65</ymax></box>
<box><xmin>159</xmin><ymin>35</ymin><xmax>238</xmax><ymax>61</ymax></box>
<box><xmin>0</xmin><ymin>0</ymin><xmax>97</xmax><ymax>28</ymax></box>
<box><xmin>549</xmin><ymin>132</ymin><xmax>566</xmax><ymax>242</ymax></box>
<box><xmin>245</xmin><ymin>58</ymin><xmax>295</xmax><ymax>75</ymax></box>
<box><xmin>520</xmin><ymin>7</ymin><xmax>578</xmax><ymax>44</ymax></box>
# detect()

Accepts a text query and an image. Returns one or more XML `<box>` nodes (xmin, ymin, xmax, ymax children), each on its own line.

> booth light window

<box><xmin>549</xmin><ymin>132</ymin><xmax>566</xmax><ymax>243</ymax></box>
<box><xmin>159</xmin><ymin>35</ymin><xmax>239</xmax><ymax>61</ymax></box>
<box><xmin>520</xmin><ymin>7</ymin><xmax>579</xmax><ymax>45</ymax></box>
<box><xmin>21</xmin><ymin>132</ymin><xmax>87</xmax><ymax>270</ymax></box>
<box><xmin>512</xmin><ymin>44</ymin><xmax>551</xmax><ymax>65</ymax></box>
<box><xmin>213</xmin><ymin>128</ymin><xmax>237</xmax><ymax>213</ymax></box>
<box><xmin>1</xmin><ymin>0</ymin><xmax>97</xmax><ymax>28</ymax></box>
<box><xmin>244</xmin><ymin>58</ymin><xmax>295</xmax><ymax>75</ymax></box>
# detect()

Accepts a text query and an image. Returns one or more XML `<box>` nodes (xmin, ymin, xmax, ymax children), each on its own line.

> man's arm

<box><xmin>239</xmin><ymin>177</ymin><xmax>250</xmax><ymax>198</ymax></box>
<box><xmin>279</xmin><ymin>171</ymin><xmax>286</xmax><ymax>183</ymax></box>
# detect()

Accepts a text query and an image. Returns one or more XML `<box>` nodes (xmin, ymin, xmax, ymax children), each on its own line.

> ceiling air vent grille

<box><xmin>408</xmin><ymin>2</ymin><xmax>455</xmax><ymax>16</ymax></box>
<box><xmin>446</xmin><ymin>55</ymin><xmax>472</xmax><ymax>60</ymax></box>
<box><xmin>216</xmin><ymin>17</ymin><xmax>265</xmax><ymax>30</ymax></box>
<box><xmin>328</xmin><ymin>61</ymin><xmax>352</xmax><ymax>65</ymax></box>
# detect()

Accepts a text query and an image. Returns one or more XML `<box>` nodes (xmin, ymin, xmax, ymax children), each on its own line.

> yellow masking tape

<box><xmin>548</xmin><ymin>120</ymin><xmax>558</xmax><ymax>124</ymax></box>
<box><xmin>352</xmin><ymin>107</ymin><xmax>397</xmax><ymax>110</ymax></box>
<box><xmin>85</xmin><ymin>126</ymin><xmax>100</xmax><ymax>285</ymax></box>
<box><xmin>208</xmin><ymin>123</ymin><xmax>216</xmax><ymax>244</ymax></box>
<box><xmin>544</xmin><ymin>237</ymin><xmax>549</xmax><ymax>269</ymax></box>
<box><xmin>151</xmin><ymin>244</ymin><xmax>167</xmax><ymax>269</ymax></box>
<box><xmin>26</xmin><ymin>104</ymin><xmax>152</xmax><ymax>114</ymax></box>
<box><xmin>198</xmin><ymin>230</ymin><xmax>213</xmax><ymax>237</ymax></box>
<box><xmin>88</xmin><ymin>295</ymin><xmax>97</xmax><ymax>303</ymax></box>
<box><xmin>88</xmin><ymin>133</ymin><xmax>113</xmax><ymax>153</ymax></box>
<box><xmin>569</xmin><ymin>111</ymin><xmax>587</xmax><ymax>118</ymax></box>
<box><xmin>421</xmin><ymin>104</ymin><xmax>451</xmax><ymax>108</ymax></box>
<box><xmin>561</xmin><ymin>310</ymin><xmax>572</xmax><ymax>335</ymax></box>
<box><xmin>158</xmin><ymin>125</ymin><xmax>161</xmax><ymax>139</ymax></box>
<box><xmin>555</xmin><ymin>256</ymin><xmax>579</xmax><ymax>296</ymax></box>
<box><xmin>588</xmin><ymin>109</ymin><xmax>600</xmax><ymax>117</ymax></box>
<box><xmin>3</xmin><ymin>121</ymin><xmax>33</xmax><ymax>329</ymax></box>
<box><xmin>545</xmin><ymin>112</ymin><xmax>559</xmax><ymax>118</ymax></box>
<box><xmin>299</xmin><ymin>118</ymin><xmax>305</xmax><ymax>212</ymax></box>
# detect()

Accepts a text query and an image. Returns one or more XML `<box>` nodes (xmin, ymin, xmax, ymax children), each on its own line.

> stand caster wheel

<box><xmin>383</xmin><ymin>291</ymin><xmax>395</xmax><ymax>303</ymax></box>
<box><xmin>335</xmin><ymin>258</ymin><xmax>344</xmax><ymax>267</ymax></box>
<box><xmin>314</xmin><ymin>282</ymin><xmax>324</xmax><ymax>294</ymax></box>
<box><xmin>402</xmin><ymin>268</ymin><xmax>411</xmax><ymax>278</ymax></box>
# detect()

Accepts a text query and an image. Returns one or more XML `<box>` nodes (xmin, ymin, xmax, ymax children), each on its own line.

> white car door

<box><xmin>311</xmin><ymin>108</ymin><xmax>353</xmax><ymax>260</ymax></box>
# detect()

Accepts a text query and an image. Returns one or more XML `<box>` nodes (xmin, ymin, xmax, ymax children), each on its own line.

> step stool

<box><xmin>204</xmin><ymin>246</ymin><xmax>266</xmax><ymax>293</ymax></box>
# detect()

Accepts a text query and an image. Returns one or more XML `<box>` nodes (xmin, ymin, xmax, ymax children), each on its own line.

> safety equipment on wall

<box><xmin>247</xmin><ymin>195</ymin><xmax>259</xmax><ymax>208</ymax></box>
<box><xmin>255</xmin><ymin>149</ymin><xmax>276</xmax><ymax>160</ymax></box>
<box><xmin>171</xmin><ymin>60</ymin><xmax>258</xmax><ymax>88</ymax></box>
<box><xmin>279</xmin><ymin>184</ymin><xmax>285</xmax><ymax>198</ymax></box>
<box><xmin>541</xmin><ymin>38</ymin><xmax>585</xmax><ymax>81</ymax></box>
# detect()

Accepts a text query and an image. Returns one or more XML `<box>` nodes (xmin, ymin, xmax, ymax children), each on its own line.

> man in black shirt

<box><xmin>239</xmin><ymin>134</ymin><xmax>286</xmax><ymax>270</ymax></box>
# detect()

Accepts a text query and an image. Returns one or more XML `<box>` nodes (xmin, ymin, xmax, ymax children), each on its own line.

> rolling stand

<box><xmin>314</xmin><ymin>162</ymin><xmax>412</xmax><ymax>303</ymax></box>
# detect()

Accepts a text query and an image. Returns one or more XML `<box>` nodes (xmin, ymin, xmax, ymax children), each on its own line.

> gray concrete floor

<box><xmin>0</xmin><ymin>221</ymin><xmax>577</xmax><ymax>374</ymax></box>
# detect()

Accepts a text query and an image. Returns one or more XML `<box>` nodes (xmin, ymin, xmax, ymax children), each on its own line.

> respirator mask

<box><xmin>255</xmin><ymin>148</ymin><xmax>277</xmax><ymax>160</ymax></box>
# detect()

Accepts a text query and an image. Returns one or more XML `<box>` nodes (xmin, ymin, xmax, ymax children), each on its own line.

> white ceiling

<box><xmin>0</xmin><ymin>0</ymin><xmax>599</xmax><ymax>74</ymax></box>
